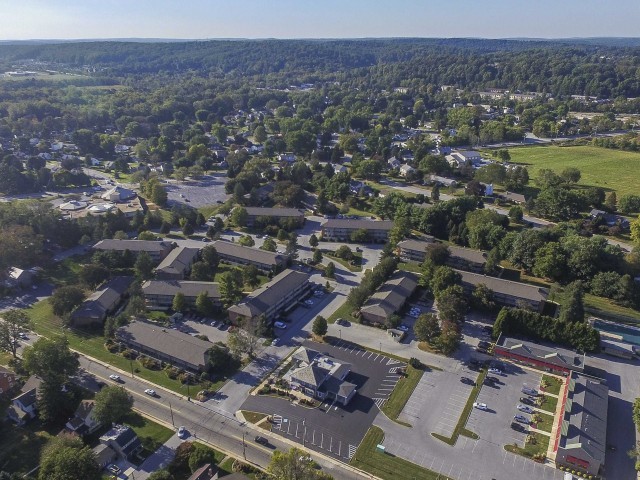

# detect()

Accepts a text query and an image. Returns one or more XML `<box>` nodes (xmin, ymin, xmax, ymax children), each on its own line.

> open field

<box><xmin>507</xmin><ymin>145</ymin><xmax>640</xmax><ymax>197</ymax></box>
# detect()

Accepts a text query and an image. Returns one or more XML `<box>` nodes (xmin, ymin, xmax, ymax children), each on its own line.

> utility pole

<box><xmin>129</xmin><ymin>359</ymin><xmax>134</xmax><ymax>378</ymax></box>
<box><xmin>169</xmin><ymin>402</ymin><xmax>175</xmax><ymax>427</ymax></box>
<box><xmin>242</xmin><ymin>432</ymin><xmax>246</xmax><ymax>460</ymax></box>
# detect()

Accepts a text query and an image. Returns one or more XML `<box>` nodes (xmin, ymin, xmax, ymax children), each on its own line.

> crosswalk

<box><xmin>388</xmin><ymin>366</ymin><xmax>403</xmax><ymax>373</ymax></box>
<box><xmin>373</xmin><ymin>398</ymin><xmax>386</xmax><ymax>409</ymax></box>
<box><xmin>387</xmin><ymin>358</ymin><xmax>402</xmax><ymax>366</ymax></box>
<box><xmin>348</xmin><ymin>444</ymin><xmax>357</xmax><ymax>459</ymax></box>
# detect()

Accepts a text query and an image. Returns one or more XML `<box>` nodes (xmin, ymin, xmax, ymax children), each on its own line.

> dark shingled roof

<box><xmin>212</xmin><ymin>240</ymin><xmax>287</xmax><ymax>267</ymax></box>
<box><xmin>360</xmin><ymin>271</ymin><xmax>419</xmax><ymax>319</ymax></box>
<box><xmin>93</xmin><ymin>239</ymin><xmax>174</xmax><ymax>253</ymax></box>
<box><xmin>142</xmin><ymin>280</ymin><xmax>220</xmax><ymax>299</ymax></box>
<box><xmin>457</xmin><ymin>270</ymin><xmax>548</xmax><ymax>303</ymax></box>
<box><xmin>322</xmin><ymin>219</ymin><xmax>394</xmax><ymax>230</ymax></box>
<box><xmin>244</xmin><ymin>207</ymin><xmax>304</xmax><ymax>218</ymax></box>
<box><xmin>496</xmin><ymin>335</ymin><xmax>584</xmax><ymax>371</ymax></box>
<box><xmin>154</xmin><ymin>246</ymin><xmax>200</xmax><ymax>276</ymax></box>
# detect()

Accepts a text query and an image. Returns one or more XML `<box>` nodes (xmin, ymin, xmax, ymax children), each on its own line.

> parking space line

<box><xmin>372</xmin><ymin>353</ymin><xmax>379</xmax><ymax>361</ymax></box>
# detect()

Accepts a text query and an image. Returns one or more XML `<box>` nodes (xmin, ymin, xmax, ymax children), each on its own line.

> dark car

<box><xmin>460</xmin><ymin>377</ymin><xmax>475</xmax><ymax>386</ymax></box>
<box><xmin>477</xmin><ymin>340</ymin><xmax>491</xmax><ymax>349</ymax></box>
<box><xmin>486</xmin><ymin>376</ymin><xmax>500</xmax><ymax>384</ymax></box>
<box><xmin>511</xmin><ymin>422</ymin><xmax>527</xmax><ymax>433</ymax></box>
<box><xmin>482</xmin><ymin>326</ymin><xmax>493</xmax><ymax>335</ymax></box>
<box><xmin>520</xmin><ymin>396</ymin><xmax>535</xmax><ymax>406</ymax></box>
<box><xmin>255</xmin><ymin>436</ymin><xmax>268</xmax><ymax>446</ymax></box>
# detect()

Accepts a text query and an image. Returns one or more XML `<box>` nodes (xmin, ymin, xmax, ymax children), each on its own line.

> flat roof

<box><xmin>211</xmin><ymin>240</ymin><xmax>286</xmax><ymax>266</ymax></box>
<box><xmin>244</xmin><ymin>207</ymin><xmax>304</xmax><ymax>217</ymax></box>
<box><xmin>457</xmin><ymin>270</ymin><xmax>548</xmax><ymax>303</ymax></box>
<box><xmin>322</xmin><ymin>219</ymin><xmax>394</xmax><ymax>230</ymax></box>
<box><xmin>116</xmin><ymin>320</ymin><xmax>210</xmax><ymax>369</ymax></box>
<box><xmin>142</xmin><ymin>280</ymin><xmax>220</xmax><ymax>299</ymax></box>
<box><xmin>496</xmin><ymin>335</ymin><xmax>584</xmax><ymax>371</ymax></box>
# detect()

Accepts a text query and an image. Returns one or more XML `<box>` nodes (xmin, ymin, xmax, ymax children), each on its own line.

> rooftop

<box><xmin>457</xmin><ymin>270</ymin><xmax>548</xmax><ymax>303</ymax></box>
<box><xmin>211</xmin><ymin>240</ymin><xmax>286</xmax><ymax>267</ymax></box>
<box><xmin>496</xmin><ymin>335</ymin><xmax>585</xmax><ymax>371</ymax></box>
<box><xmin>360</xmin><ymin>271</ymin><xmax>419</xmax><ymax>319</ymax></box>
<box><xmin>154</xmin><ymin>246</ymin><xmax>200</xmax><ymax>276</ymax></box>
<box><xmin>93</xmin><ymin>239</ymin><xmax>175</xmax><ymax>253</ymax></box>
<box><xmin>244</xmin><ymin>207</ymin><xmax>304</xmax><ymax>217</ymax></box>
<box><xmin>142</xmin><ymin>280</ymin><xmax>220</xmax><ymax>299</ymax></box>
<box><xmin>322</xmin><ymin>219</ymin><xmax>394</xmax><ymax>230</ymax></box>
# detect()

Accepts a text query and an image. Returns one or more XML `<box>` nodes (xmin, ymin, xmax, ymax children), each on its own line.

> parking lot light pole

<box><xmin>379</xmin><ymin>342</ymin><xmax>382</xmax><ymax>353</ymax></box>
<box><xmin>339</xmin><ymin>329</ymin><xmax>341</xmax><ymax>341</ymax></box>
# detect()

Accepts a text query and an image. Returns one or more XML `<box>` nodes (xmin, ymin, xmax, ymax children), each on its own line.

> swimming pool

<box><xmin>593</xmin><ymin>319</ymin><xmax>640</xmax><ymax>346</ymax></box>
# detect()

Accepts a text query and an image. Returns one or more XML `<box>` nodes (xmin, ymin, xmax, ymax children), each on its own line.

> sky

<box><xmin>1</xmin><ymin>0</ymin><xmax>638</xmax><ymax>40</ymax></box>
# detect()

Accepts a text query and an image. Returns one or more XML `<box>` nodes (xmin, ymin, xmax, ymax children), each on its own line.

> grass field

<box><xmin>538</xmin><ymin>394</ymin><xmax>559</xmax><ymax>414</ymax></box>
<box><xmin>351</xmin><ymin>426</ymin><xmax>452</xmax><ymax>480</ymax></box>
<box><xmin>122</xmin><ymin>411</ymin><xmax>174</xmax><ymax>462</ymax></box>
<box><xmin>381</xmin><ymin>365</ymin><xmax>424</xmax><ymax>426</ymax></box>
<box><xmin>507</xmin><ymin>145</ymin><xmax>640</xmax><ymax>197</ymax></box>
<box><xmin>584</xmin><ymin>294</ymin><xmax>640</xmax><ymax>324</ymax></box>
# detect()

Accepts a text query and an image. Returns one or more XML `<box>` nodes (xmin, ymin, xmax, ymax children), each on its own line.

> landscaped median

<box><xmin>351</xmin><ymin>426</ymin><xmax>453</xmax><ymax>480</ymax></box>
<box><xmin>431</xmin><ymin>369</ymin><xmax>487</xmax><ymax>445</ymax></box>
<box><xmin>504</xmin><ymin>431</ymin><xmax>549</xmax><ymax>463</ymax></box>
<box><xmin>381</xmin><ymin>363</ymin><xmax>424</xmax><ymax>427</ymax></box>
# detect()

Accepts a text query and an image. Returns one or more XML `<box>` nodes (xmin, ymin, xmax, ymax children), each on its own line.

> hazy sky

<box><xmin>1</xmin><ymin>0</ymin><xmax>637</xmax><ymax>40</ymax></box>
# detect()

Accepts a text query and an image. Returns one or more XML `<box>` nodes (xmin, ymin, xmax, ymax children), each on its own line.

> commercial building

<box><xmin>243</xmin><ymin>207</ymin><xmax>305</xmax><ymax>228</ymax></box>
<box><xmin>554</xmin><ymin>372</ymin><xmax>609</xmax><ymax>476</ymax></box>
<box><xmin>70</xmin><ymin>276</ymin><xmax>133</xmax><ymax>327</ymax></box>
<box><xmin>116</xmin><ymin>320</ymin><xmax>211</xmax><ymax>373</ymax></box>
<box><xmin>212</xmin><ymin>240</ymin><xmax>288</xmax><ymax>274</ymax></box>
<box><xmin>321</xmin><ymin>219</ymin><xmax>394</xmax><ymax>243</ymax></box>
<box><xmin>141</xmin><ymin>280</ymin><xmax>221</xmax><ymax>311</ymax></box>
<box><xmin>457</xmin><ymin>270</ymin><xmax>549</xmax><ymax>313</ymax></box>
<box><xmin>154</xmin><ymin>246</ymin><xmax>200</xmax><ymax>280</ymax></box>
<box><xmin>360</xmin><ymin>271</ymin><xmax>419</xmax><ymax>326</ymax></box>
<box><xmin>227</xmin><ymin>269</ymin><xmax>311</xmax><ymax>323</ymax></box>
<box><xmin>93</xmin><ymin>239</ymin><xmax>175</xmax><ymax>262</ymax></box>
<box><xmin>494</xmin><ymin>335</ymin><xmax>585</xmax><ymax>375</ymax></box>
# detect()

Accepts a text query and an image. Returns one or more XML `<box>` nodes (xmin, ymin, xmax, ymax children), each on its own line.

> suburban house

<box><xmin>589</xmin><ymin>209</ymin><xmax>630</xmax><ymax>229</ymax></box>
<box><xmin>278</xmin><ymin>153</ymin><xmax>296</xmax><ymax>163</ymax></box>
<box><xmin>494</xmin><ymin>335</ymin><xmax>585</xmax><ymax>375</ymax></box>
<box><xmin>457</xmin><ymin>270</ymin><xmax>550</xmax><ymax>312</ymax></box>
<box><xmin>399</xmin><ymin>164</ymin><xmax>416</xmax><ymax>177</ymax></box>
<box><xmin>321</xmin><ymin>219</ymin><xmax>394</xmax><ymax>243</ymax></box>
<box><xmin>360</xmin><ymin>271</ymin><xmax>419</xmax><ymax>325</ymax></box>
<box><xmin>554</xmin><ymin>372</ymin><xmax>608</xmax><ymax>476</ymax></box>
<box><xmin>70</xmin><ymin>276</ymin><xmax>133</xmax><ymax>327</ymax></box>
<box><xmin>116</xmin><ymin>320</ymin><xmax>211</xmax><ymax>374</ymax></box>
<box><xmin>499</xmin><ymin>191</ymin><xmax>527</xmax><ymax>204</ymax></box>
<box><xmin>99</xmin><ymin>424</ymin><xmax>143</xmax><ymax>461</ymax></box>
<box><xmin>6</xmin><ymin>267</ymin><xmax>34</xmax><ymax>288</ymax></box>
<box><xmin>65</xmin><ymin>399</ymin><xmax>101</xmax><ymax>436</ymax></box>
<box><xmin>243</xmin><ymin>207</ymin><xmax>305</xmax><ymax>228</ymax></box>
<box><xmin>227</xmin><ymin>269</ymin><xmax>311</xmax><ymax>324</ymax></box>
<box><xmin>93</xmin><ymin>239</ymin><xmax>175</xmax><ymax>262</ymax></box>
<box><xmin>428</xmin><ymin>175</ymin><xmax>457</xmax><ymax>187</ymax></box>
<box><xmin>446</xmin><ymin>150</ymin><xmax>481</xmax><ymax>168</ymax></box>
<box><xmin>397</xmin><ymin>240</ymin><xmax>487</xmax><ymax>272</ymax></box>
<box><xmin>212</xmin><ymin>240</ymin><xmax>289</xmax><ymax>274</ymax></box>
<box><xmin>6</xmin><ymin>375</ymin><xmax>42</xmax><ymax>425</ymax></box>
<box><xmin>387</xmin><ymin>157</ymin><xmax>402</xmax><ymax>169</ymax></box>
<box><xmin>287</xmin><ymin>347</ymin><xmax>357</xmax><ymax>406</ymax></box>
<box><xmin>142</xmin><ymin>280</ymin><xmax>221</xmax><ymax>311</ymax></box>
<box><xmin>154</xmin><ymin>246</ymin><xmax>200</xmax><ymax>280</ymax></box>
<box><xmin>245</xmin><ymin>183</ymin><xmax>274</xmax><ymax>202</ymax></box>
<box><xmin>92</xmin><ymin>443</ymin><xmax>118</xmax><ymax>468</ymax></box>
<box><xmin>0</xmin><ymin>366</ymin><xmax>17</xmax><ymax>396</ymax></box>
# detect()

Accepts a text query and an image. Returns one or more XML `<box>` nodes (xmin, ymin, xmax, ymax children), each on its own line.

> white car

<box><xmin>473</xmin><ymin>402</ymin><xmax>488</xmax><ymax>411</ymax></box>
<box><xmin>178</xmin><ymin>426</ymin><xmax>186</xmax><ymax>438</ymax></box>
<box><xmin>304</xmin><ymin>299</ymin><xmax>314</xmax><ymax>306</ymax></box>
<box><xmin>109</xmin><ymin>374</ymin><xmax>121</xmax><ymax>382</ymax></box>
<box><xmin>397</xmin><ymin>324</ymin><xmax>410</xmax><ymax>332</ymax></box>
<box><xmin>274</xmin><ymin>321</ymin><xmax>287</xmax><ymax>329</ymax></box>
<box><xmin>488</xmin><ymin>368</ymin><xmax>503</xmax><ymax>375</ymax></box>
<box><xmin>144</xmin><ymin>389</ymin><xmax>156</xmax><ymax>396</ymax></box>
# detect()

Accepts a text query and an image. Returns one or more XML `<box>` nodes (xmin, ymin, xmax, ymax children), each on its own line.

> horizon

<box><xmin>1</xmin><ymin>0</ymin><xmax>638</xmax><ymax>40</ymax></box>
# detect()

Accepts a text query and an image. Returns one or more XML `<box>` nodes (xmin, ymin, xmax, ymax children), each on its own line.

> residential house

<box><xmin>116</xmin><ymin>320</ymin><xmax>211</xmax><ymax>374</ymax></box>
<box><xmin>227</xmin><ymin>269</ymin><xmax>311</xmax><ymax>324</ymax></box>
<box><xmin>65</xmin><ymin>399</ymin><xmax>101</xmax><ymax>436</ymax></box>
<box><xmin>142</xmin><ymin>280</ymin><xmax>221</xmax><ymax>311</ymax></box>
<box><xmin>278</xmin><ymin>153</ymin><xmax>296</xmax><ymax>163</ymax></box>
<box><xmin>457</xmin><ymin>270</ymin><xmax>550</xmax><ymax>313</ymax></box>
<box><xmin>212</xmin><ymin>240</ymin><xmax>288</xmax><ymax>274</ymax></box>
<box><xmin>243</xmin><ymin>207</ymin><xmax>305</xmax><ymax>229</ymax></box>
<box><xmin>333</xmin><ymin>164</ymin><xmax>348</xmax><ymax>174</ymax></box>
<box><xmin>6</xmin><ymin>375</ymin><xmax>42</xmax><ymax>425</ymax></box>
<box><xmin>589</xmin><ymin>209</ymin><xmax>630</xmax><ymax>229</ymax></box>
<box><xmin>0</xmin><ymin>366</ymin><xmax>17</xmax><ymax>396</ymax></box>
<box><xmin>6</xmin><ymin>267</ymin><xmax>34</xmax><ymax>289</ymax></box>
<box><xmin>494</xmin><ymin>335</ymin><xmax>585</xmax><ymax>375</ymax></box>
<box><xmin>399</xmin><ymin>164</ymin><xmax>416</xmax><ymax>178</ymax></box>
<box><xmin>287</xmin><ymin>347</ymin><xmax>357</xmax><ymax>406</ymax></box>
<box><xmin>321</xmin><ymin>219</ymin><xmax>394</xmax><ymax>243</ymax></box>
<box><xmin>555</xmin><ymin>372</ymin><xmax>608</xmax><ymax>476</ymax></box>
<box><xmin>360</xmin><ymin>271</ymin><xmax>419</xmax><ymax>325</ymax></box>
<box><xmin>387</xmin><ymin>157</ymin><xmax>402</xmax><ymax>169</ymax></box>
<box><xmin>499</xmin><ymin>191</ymin><xmax>527</xmax><ymax>204</ymax></box>
<box><xmin>99</xmin><ymin>424</ymin><xmax>143</xmax><ymax>461</ymax></box>
<box><xmin>245</xmin><ymin>183</ymin><xmax>274</xmax><ymax>203</ymax></box>
<box><xmin>71</xmin><ymin>276</ymin><xmax>133</xmax><ymax>327</ymax></box>
<box><xmin>92</xmin><ymin>444</ymin><xmax>117</xmax><ymax>468</ymax></box>
<box><xmin>446</xmin><ymin>150</ymin><xmax>481</xmax><ymax>168</ymax></box>
<box><xmin>154</xmin><ymin>246</ymin><xmax>200</xmax><ymax>280</ymax></box>
<box><xmin>93</xmin><ymin>239</ymin><xmax>175</xmax><ymax>262</ymax></box>
<box><xmin>428</xmin><ymin>175</ymin><xmax>457</xmax><ymax>187</ymax></box>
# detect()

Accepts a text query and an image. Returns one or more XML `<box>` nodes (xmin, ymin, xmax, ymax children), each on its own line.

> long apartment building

<box><xmin>93</xmin><ymin>239</ymin><xmax>175</xmax><ymax>262</ymax></box>
<box><xmin>153</xmin><ymin>246</ymin><xmax>200</xmax><ymax>280</ymax></box>
<box><xmin>360</xmin><ymin>271</ymin><xmax>419</xmax><ymax>326</ymax></box>
<box><xmin>321</xmin><ymin>219</ymin><xmax>394</xmax><ymax>243</ymax></box>
<box><xmin>141</xmin><ymin>280</ymin><xmax>221</xmax><ymax>311</ymax></box>
<box><xmin>398</xmin><ymin>239</ymin><xmax>487</xmax><ymax>272</ymax></box>
<box><xmin>211</xmin><ymin>240</ymin><xmax>288</xmax><ymax>274</ymax></box>
<box><xmin>228</xmin><ymin>269</ymin><xmax>311</xmax><ymax>323</ymax></box>
<box><xmin>243</xmin><ymin>207</ymin><xmax>305</xmax><ymax>228</ymax></box>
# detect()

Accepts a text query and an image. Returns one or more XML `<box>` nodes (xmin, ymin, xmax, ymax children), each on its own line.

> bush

<box><xmin>408</xmin><ymin>357</ymin><xmax>423</xmax><ymax>369</ymax></box>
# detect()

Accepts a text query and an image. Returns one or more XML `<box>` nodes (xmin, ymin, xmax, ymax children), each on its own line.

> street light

<box><xmin>339</xmin><ymin>329</ymin><xmax>342</xmax><ymax>341</ymax></box>
<box><xmin>242</xmin><ymin>432</ymin><xmax>247</xmax><ymax>460</ymax></box>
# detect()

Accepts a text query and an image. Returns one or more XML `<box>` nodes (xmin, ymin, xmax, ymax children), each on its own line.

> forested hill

<box><xmin>1</xmin><ymin>38</ymin><xmax>639</xmax><ymax>97</ymax></box>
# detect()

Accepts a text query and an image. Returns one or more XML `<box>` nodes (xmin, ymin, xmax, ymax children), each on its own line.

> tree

<box><xmin>0</xmin><ymin>309</ymin><xmax>29</xmax><ymax>358</ymax></box>
<box><xmin>312</xmin><ymin>249</ymin><xmax>323</xmax><ymax>264</ymax></box>
<box><xmin>188</xmin><ymin>443</ymin><xmax>216</xmax><ymax>473</ymax></box>
<box><xmin>261</xmin><ymin>237</ymin><xmax>277</xmax><ymax>252</ymax></box>
<box><xmin>39</xmin><ymin>434</ymin><xmax>101</xmax><ymax>480</ymax></box>
<box><xmin>309</xmin><ymin>234</ymin><xmax>319</xmax><ymax>248</ymax></box>
<box><xmin>228</xmin><ymin>320</ymin><xmax>260</xmax><ymax>358</ymax></box>
<box><xmin>436</xmin><ymin>285</ymin><xmax>467</xmax><ymax>325</ymax></box>
<box><xmin>335</xmin><ymin>245</ymin><xmax>353</xmax><ymax>260</ymax></box>
<box><xmin>50</xmin><ymin>285</ymin><xmax>85</xmax><ymax>317</ymax></box>
<box><xmin>430</xmin><ymin>183</ymin><xmax>440</xmax><ymax>202</ymax></box>
<box><xmin>93</xmin><ymin>386</ymin><xmax>133</xmax><ymax>425</ymax></box>
<box><xmin>430</xmin><ymin>266</ymin><xmax>461</xmax><ymax>296</ymax></box>
<box><xmin>238</xmin><ymin>235</ymin><xmax>255</xmax><ymax>247</ymax></box>
<box><xmin>436</xmin><ymin>326</ymin><xmax>461</xmax><ymax>356</ymax></box>
<box><xmin>230</xmin><ymin>207</ymin><xmax>248</xmax><ymax>227</ymax></box>
<box><xmin>324</xmin><ymin>262</ymin><xmax>336</xmax><ymax>279</ymax></box>
<box><xmin>632</xmin><ymin>215</ymin><xmax>640</xmax><ymax>246</ymax></box>
<box><xmin>619</xmin><ymin>194</ymin><xmax>640</xmax><ymax>214</ymax></box>
<box><xmin>79</xmin><ymin>264</ymin><xmax>110</xmax><ymax>288</ymax></box>
<box><xmin>135</xmin><ymin>251</ymin><xmax>155</xmax><ymax>280</ymax></box>
<box><xmin>172</xmin><ymin>292</ymin><xmax>186</xmax><ymax>312</ymax></box>
<box><xmin>253</xmin><ymin>125</ymin><xmax>267</xmax><ymax>143</ymax></box>
<box><xmin>242</xmin><ymin>265</ymin><xmax>260</xmax><ymax>289</ymax></box>
<box><xmin>560</xmin><ymin>167</ymin><xmax>581</xmax><ymax>184</ymax></box>
<box><xmin>207</xmin><ymin>343</ymin><xmax>236</xmax><ymax>373</ymax></box>
<box><xmin>196</xmin><ymin>291</ymin><xmax>216</xmax><ymax>317</ymax></box>
<box><xmin>190</xmin><ymin>261</ymin><xmax>212</xmax><ymax>281</ymax></box>
<box><xmin>508</xmin><ymin>205</ymin><xmax>524</xmax><ymax>223</ymax></box>
<box><xmin>559</xmin><ymin>281</ymin><xmax>585</xmax><ymax>323</ymax></box>
<box><xmin>604</xmin><ymin>191</ymin><xmax>617</xmax><ymax>211</ymax></box>
<box><xmin>471</xmin><ymin>284</ymin><xmax>496</xmax><ymax>312</ymax></box>
<box><xmin>312</xmin><ymin>316</ymin><xmax>328</xmax><ymax>337</ymax></box>
<box><xmin>267</xmin><ymin>447</ymin><xmax>333</xmax><ymax>480</ymax></box>
<box><xmin>219</xmin><ymin>271</ymin><xmax>243</xmax><ymax>307</ymax></box>
<box><xmin>413</xmin><ymin>313</ymin><xmax>441</xmax><ymax>343</ymax></box>
<box><xmin>147</xmin><ymin>470</ymin><xmax>173</xmax><ymax>480</ymax></box>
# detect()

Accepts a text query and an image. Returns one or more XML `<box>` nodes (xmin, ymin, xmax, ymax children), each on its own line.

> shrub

<box><xmin>408</xmin><ymin>357</ymin><xmax>423</xmax><ymax>369</ymax></box>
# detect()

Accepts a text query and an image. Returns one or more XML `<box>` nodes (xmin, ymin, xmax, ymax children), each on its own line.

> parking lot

<box><xmin>180</xmin><ymin>316</ymin><xmax>230</xmax><ymax>343</ymax></box>
<box><xmin>241</xmin><ymin>340</ymin><xmax>405</xmax><ymax>461</ymax></box>
<box><xmin>164</xmin><ymin>175</ymin><xmax>229</xmax><ymax>208</ymax></box>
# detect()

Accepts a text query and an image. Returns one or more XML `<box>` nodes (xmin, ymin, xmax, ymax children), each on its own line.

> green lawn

<box><xmin>504</xmin><ymin>431</ymin><xmax>549</xmax><ymax>460</ymax></box>
<box><xmin>326</xmin><ymin>299</ymin><xmax>359</xmax><ymax>324</ymax></box>
<box><xmin>214</xmin><ymin>263</ymin><xmax>270</xmax><ymax>288</ymax></box>
<box><xmin>584</xmin><ymin>293</ymin><xmax>640</xmax><ymax>324</ymax></box>
<box><xmin>538</xmin><ymin>394</ymin><xmax>559</xmax><ymax>414</ymax></box>
<box><xmin>381</xmin><ymin>365</ymin><xmax>424</xmax><ymax>426</ymax></box>
<box><xmin>507</xmin><ymin>144</ymin><xmax>640</xmax><ymax>197</ymax></box>
<box><xmin>240</xmin><ymin>410</ymin><xmax>269</xmax><ymax>425</ymax></box>
<box><xmin>122</xmin><ymin>411</ymin><xmax>174</xmax><ymax>462</ymax></box>
<box><xmin>40</xmin><ymin>254</ymin><xmax>92</xmax><ymax>286</ymax></box>
<box><xmin>323</xmin><ymin>251</ymin><xmax>363</xmax><ymax>272</ymax></box>
<box><xmin>0</xmin><ymin>351</ymin><xmax>12</xmax><ymax>366</ymax></box>
<box><xmin>351</xmin><ymin>426</ymin><xmax>453</xmax><ymax>480</ymax></box>
<box><xmin>0</xmin><ymin>421</ymin><xmax>54</xmax><ymax>475</ymax></box>
<box><xmin>432</xmin><ymin>369</ymin><xmax>487</xmax><ymax>445</ymax></box>
<box><xmin>398</xmin><ymin>262</ymin><xmax>422</xmax><ymax>273</ymax></box>
<box><xmin>532</xmin><ymin>412</ymin><xmax>554</xmax><ymax>434</ymax></box>
<box><xmin>541</xmin><ymin>375</ymin><xmax>563</xmax><ymax>396</ymax></box>
<box><xmin>25</xmin><ymin>300</ymin><xmax>223</xmax><ymax>396</ymax></box>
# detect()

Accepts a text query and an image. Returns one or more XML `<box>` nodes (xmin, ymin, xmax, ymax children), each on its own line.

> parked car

<box><xmin>107</xmin><ymin>464</ymin><xmax>121</xmax><ymax>475</ymax></box>
<box><xmin>255</xmin><ymin>436</ymin><xmax>269</xmax><ymax>445</ymax></box>
<box><xmin>520</xmin><ymin>396</ymin><xmax>535</xmax><ymax>406</ymax></box>
<box><xmin>517</xmin><ymin>404</ymin><xmax>534</xmax><ymax>414</ymax></box>
<box><xmin>488</xmin><ymin>368</ymin><xmax>503</xmax><ymax>375</ymax></box>
<box><xmin>304</xmin><ymin>299</ymin><xmax>314</xmax><ymax>306</ymax></box>
<box><xmin>109</xmin><ymin>374</ymin><xmax>121</xmax><ymax>382</ymax></box>
<box><xmin>486</xmin><ymin>376</ymin><xmax>500</xmax><ymax>384</ymax></box>
<box><xmin>513</xmin><ymin>414</ymin><xmax>529</xmax><ymax>424</ymax></box>
<box><xmin>210</xmin><ymin>321</ymin><xmax>218</xmax><ymax>327</ymax></box>
<box><xmin>521</xmin><ymin>386</ymin><xmax>538</xmax><ymax>396</ymax></box>
<box><xmin>178</xmin><ymin>426</ymin><xmax>187</xmax><ymax>438</ymax></box>
<box><xmin>473</xmin><ymin>402</ymin><xmax>487</xmax><ymax>411</ymax></box>
<box><xmin>274</xmin><ymin>321</ymin><xmax>287</xmax><ymax>329</ymax></box>
<box><xmin>460</xmin><ymin>377</ymin><xmax>475</xmax><ymax>386</ymax></box>
<box><xmin>511</xmin><ymin>422</ymin><xmax>527</xmax><ymax>433</ymax></box>
<box><xmin>144</xmin><ymin>389</ymin><xmax>156</xmax><ymax>396</ymax></box>
<box><xmin>272</xmin><ymin>338</ymin><xmax>280</xmax><ymax>346</ymax></box>
<box><xmin>397</xmin><ymin>324</ymin><xmax>410</xmax><ymax>332</ymax></box>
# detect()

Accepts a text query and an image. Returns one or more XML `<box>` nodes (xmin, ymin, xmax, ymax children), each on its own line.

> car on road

<box><xmin>488</xmin><ymin>368</ymin><xmax>503</xmax><ymax>375</ymax></box>
<box><xmin>216</xmin><ymin>200</ymin><xmax>223</xmax><ymax>204</ymax></box>
<box><xmin>519</xmin><ymin>396</ymin><xmax>535</xmax><ymax>406</ymax></box>
<box><xmin>513</xmin><ymin>414</ymin><xmax>529</xmax><ymax>424</ymax></box>
<box><xmin>482</xmin><ymin>326</ymin><xmax>493</xmax><ymax>335</ymax></box>
<box><xmin>109</xmin><ymin>374</ymin><xmax>121</xmax><ymax>382</ymax></box>
<box><xmin>473</xmin><ymin>402</ymin><xmax>488</xmax><ymax>410</ymax></box>
<box><xmin>255</xmin><ymin>436</ymin><xmax>269</xmax><ymax>445</ymax></box>
<box><xmin>178</xmin><ymin>426</ymin><xmax>186</xmax><ymax>438</ymax></box>
<box><xmin>516</xmin><ymin>404</ymin><xmax>534</xmax><ymax>414</ymax></box>
<box><xmin>107</xmin><ymin>464</ymin><xmax>121</xmax><ymax>475</ymax></box>
<box><xmin>521</xmin><ymin>386</ymin><xmax>538</xmax><ymax>396</ymax></box>
<box><xmin>460</xmin><ymin>377</ymin><xmax>475</xmax><ymax>386</ymax></box>
<box><xmin>144</xmin><ymin>389</ymin><xmax>156</xmax><ymax>396</ymax></box>
<box><xmin>397</xmin><ymin>324</ymin><xmax>410</xmax><ymax>332</ymax></box>
<box><xmin>355</xmin><ymin>247</ymin><xmax>362</xmax><ymax>252</ymax></box>
<box><xmin>274</xmin><ymin>321</ymin><xmax>287</xmax><ymax>329</ymax></box>
<box><xmin>511</xmin><ymin>422</ymin><xmax>527</xmax><ymax>433</ymax></box>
